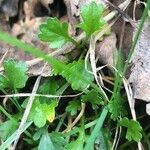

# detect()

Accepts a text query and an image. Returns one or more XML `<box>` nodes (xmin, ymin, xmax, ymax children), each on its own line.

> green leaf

<box><xmin>0</xmin><ymin>59</ymin><xmax>28</xmax><ymax>90</ymax></box>
<box><xmin>79</xmin><ymin>2</ymin><xmax>105</xmax><ymax>37</ymax></box>
<box><xmin>39</xmin><ymin>17</ymin><xmax>72</xmax><ymax>48</ymax></box>
<box><xmin>33</xmin><ymin>128</ymin><xmax>45</xmax><ymax>141</ymax></box>
<box><xmin>0</xmin><ymin>119</ymin><xmax>18</xmax><ymax>141</ymax></box>
<box><xmin>81</xmin><ymin>89</ymin><xmax>103</xmax><ymax>109</ymax></box>
<box><xmin>0</xmin><ymin>75</ymin><xmax>8</xmax><ymax>89</ymax></box>
<box><xmin>50</xmin><ymin>131</ymin><xmax>68</xmax><ymax>149</ymax></box>
<box><xmin>65</xmin><ymin>127</ymin><xmax>85</xmax><ymax>150</ymax></box>
<box><xmin>38</xmin><ymin>130</ymin><xmax>54</xmax><ymax>150</ymax></box>
<box><xmin>33</xmin><ymin>107</ymin><xmax>47</xmax><ymax>128</ymax></box>
<box><xmin>38</xmin><ymin>78</ymin><xmax>59</xmax><ymax>104</ymax></box>
<box><xmin>108</xmin><ymin>99</ymin><xmax>122</xmax><ymax>120</ymax></box>
<box><xmin>27</xmin><ymin>98</ymin><xmax>58</xmax><ymax>128</ymax></box>
<box><xmin>58</xmin><ymin>60</ymin><xmax>93</xmax><ymax>91</ymax></box>
<box><xmin>108</xmin><ymin>93</ymin><xmax>125</xmax><ymax>120</ymax></box>
<box><xmin>66</xmin><ymin>100</ymin><xmax>81</xmax><ymax>116</ymax></box>
<box><xmin>119</xmin><ymin>117</ymin><xmax>143</xmax><ymax>142</ymax></box>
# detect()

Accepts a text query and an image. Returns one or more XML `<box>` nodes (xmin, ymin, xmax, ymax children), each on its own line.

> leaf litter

<box><xmin>0</xmin><ymin>1</ymin><xmax>150</xmax><ymax>149</ymax></box>
<box><xmin>129</xmin><ymin>19</ymin><xmax>150</xmax><ymax>115</ymax></box>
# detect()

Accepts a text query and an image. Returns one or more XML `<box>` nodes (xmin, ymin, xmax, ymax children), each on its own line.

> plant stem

<box><xmin>0</xmin><ymin>105</ymin><xmax>13</xmax><ymax>120</ymax></box>
<box><xmin>123</xmin><ymin>0</ymin><xmax>150</xmax><ymax>75</ymax></box>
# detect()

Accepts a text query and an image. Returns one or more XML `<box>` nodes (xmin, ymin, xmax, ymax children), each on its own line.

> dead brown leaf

<box><xmin>95</xmin><ymin>32</ymin><xmax>118</xmax><ymax>71</ymax></box>
<box><xmin>129</xmin><ymin>19</ymin><xmax>150</xmax><ymax>114</ymax></box>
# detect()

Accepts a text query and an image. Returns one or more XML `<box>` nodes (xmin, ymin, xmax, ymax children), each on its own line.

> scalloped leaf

<box><xmin>63</xmin><ymin>60</ymin><xmax>93</xmax><ymax>90</ymax></box>
<box><xmin>53</xmin><ymin>60</ymin><xmax>93</xmax><ymax>91</ymax></box>
<box><xmin>79</xmin><ymin>2</ymin><xmax>105</xmax><ymax>37</ymax></box>
<box><xmin>119</xmin><ymin>117</ymin><xmax>143</xmax><ymax>142</ymax></box>
<box><xmin>0</xmin><ymin>59</ymin><xmax>28</xmax><ymax>90</ymax></box>
<box><xmin>108</xmin><ymin>93</ymin><xmax>126</xmax><ymax>120</ymax></box>
<box><xmin>38</xmin><ymin>78</ymin><xmax>59</xmax><ymax>104</ymax></box>
<box><xmin>81</xmin><ymin>89</ymin><xmax>103</xmax><ymax>109</ymax></box>
<box><xmin>39</xmin><ymin>18</ymin><xmax>72</xmax><ymax>48</ymax></box>
<box><xmin>26</xmin><ymin>98</ymin><xmax>58</xmax><ymax>128</ymax></box>
<box><xmin>66</xmin><ymin>100</ymin><xmax>81</xmax><ymax>116</ymax></box>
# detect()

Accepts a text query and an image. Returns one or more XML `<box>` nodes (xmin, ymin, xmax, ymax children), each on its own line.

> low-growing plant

<box><xmin>0</xmin><ymin>1</ymin><xmax>149</xmax><ymax>150</ymax></box>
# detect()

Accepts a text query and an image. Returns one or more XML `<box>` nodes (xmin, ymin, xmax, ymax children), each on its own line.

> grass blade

<box><xmin>84</xmin><ymin>107</ymin><xmax>108</xmax><ymax>150</ymax></box>
<box><xmin>0</xmin><ymin>121</ymin><xmax>32</xmax><ymax>150</ymax></box>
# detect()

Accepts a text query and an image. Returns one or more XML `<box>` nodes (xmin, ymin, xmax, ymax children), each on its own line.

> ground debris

<box><xmin>129</xmin><ymin>19</ymin><xmax>150</xmax><ymax>114</ymax></box>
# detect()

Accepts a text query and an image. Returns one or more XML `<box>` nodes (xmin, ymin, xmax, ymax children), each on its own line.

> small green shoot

<box><xmin>39</xmin><ymin>18</ymin><xmax>77</xmax><ymax>48</ymax></box>
<box><xmin>0</xmin><ymin>59</ymin><xmax>28</xmax><ymax>90</ymax></box>
<box><xmin>79</xmin><ymin>2</ymin><xmax>105</xmax><ymax>38</ymax></box>
<box><xmin>119</xmin><ymin>117</ymin><xmax>143</xmax><ymax>142</ymax></box>
<box><xmin>66</xmin><ymin>100</ymin><xmax>81</xmax><ymax>116</ymax></box>
<box><xmin>22</xmin><ymin>99</ymin><xmax>58</xmax><ymax>128</ymax></box>
<box><xmin>81</xmin><ymin>89</ymin><xmax>104</xmax><ymax>109</ymax></box>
